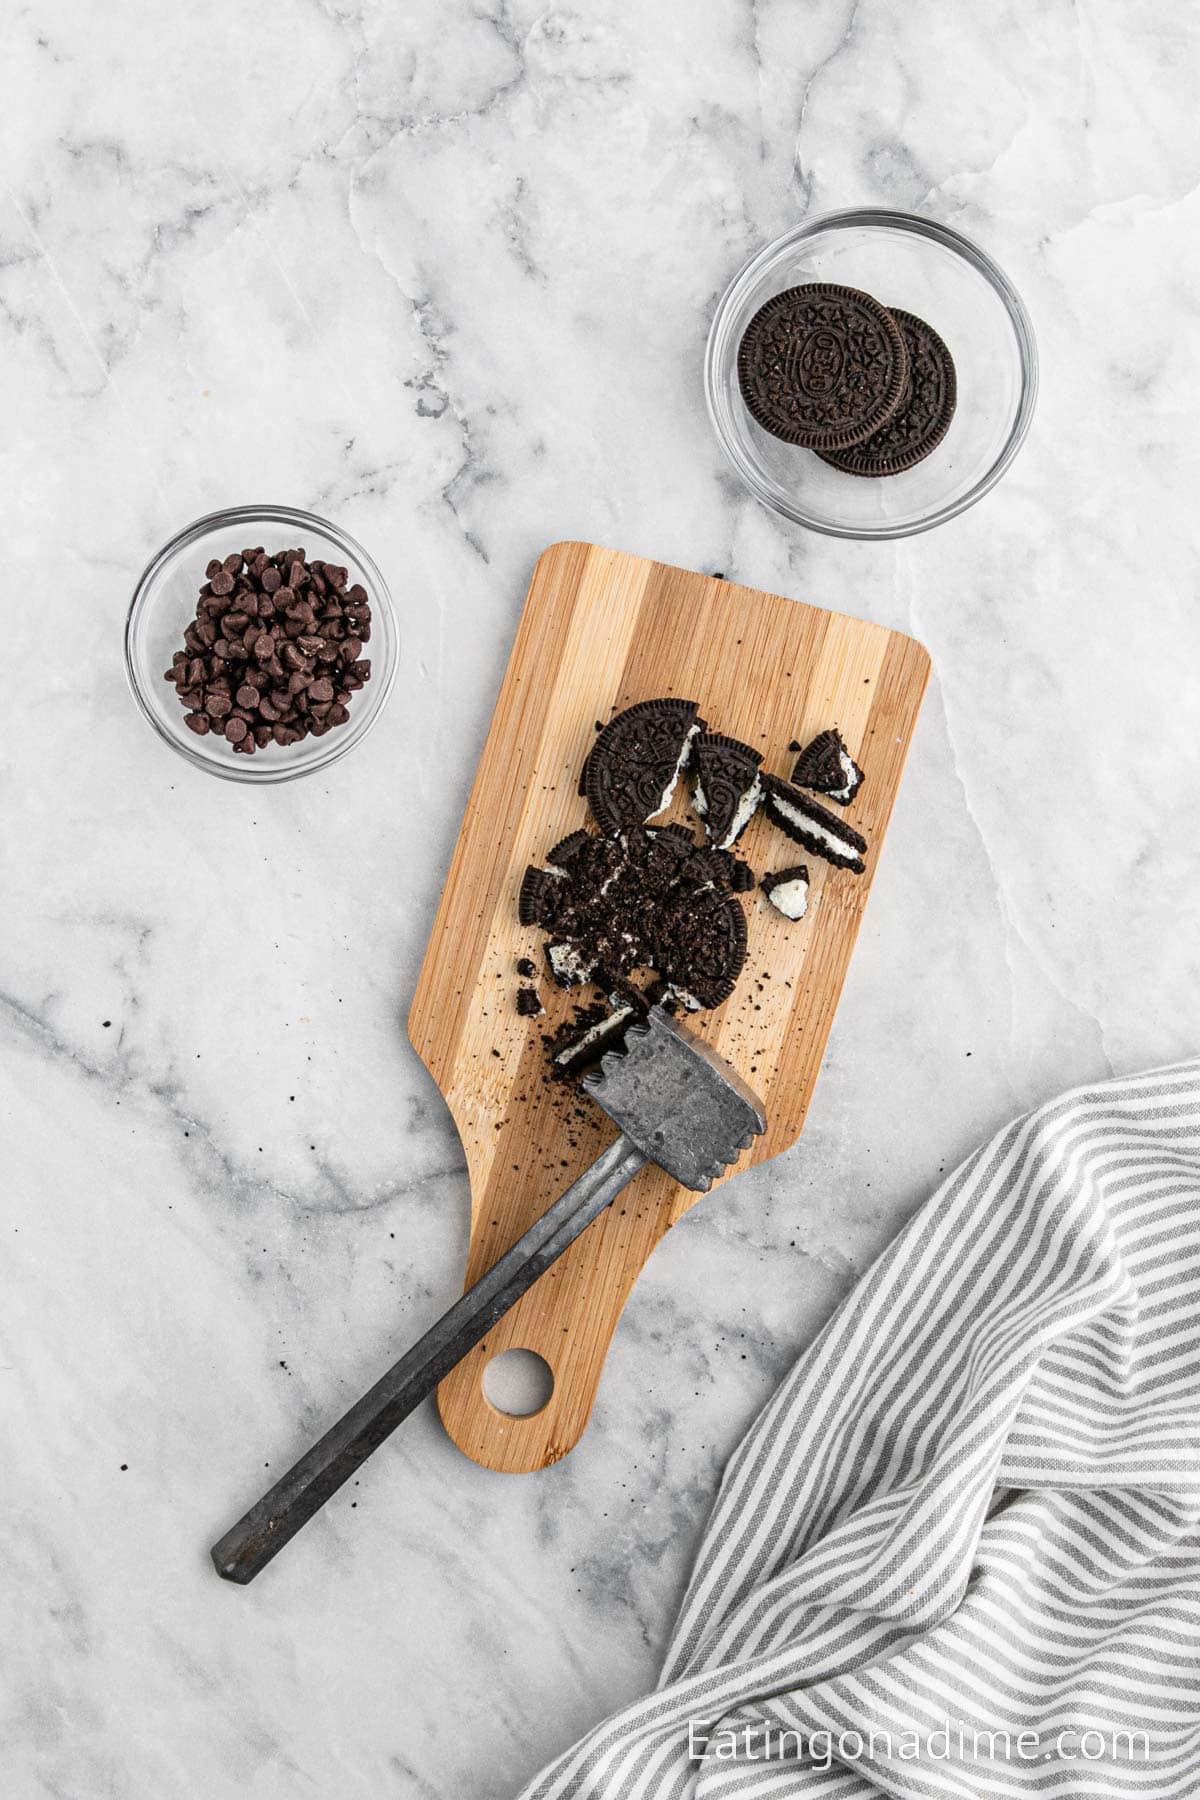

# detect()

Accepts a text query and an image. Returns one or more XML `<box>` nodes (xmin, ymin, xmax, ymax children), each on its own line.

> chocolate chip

<box><xmin>164</xmin><ymin>545</ymin><xmax>375</xmax><ymax>757</ymax></box>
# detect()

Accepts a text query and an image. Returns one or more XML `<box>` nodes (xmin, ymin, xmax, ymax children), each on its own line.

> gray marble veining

<box><xmin>3</xmin><ymin>2</ymin><xmax>1199</xmax><ymax>1795</ymax></box>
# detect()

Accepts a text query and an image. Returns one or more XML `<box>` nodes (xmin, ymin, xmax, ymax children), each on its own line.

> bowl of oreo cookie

<box><xmin>705</xmin><ymin>208</ymin><xmax>1038</xmax><ymax>540</ymax></box>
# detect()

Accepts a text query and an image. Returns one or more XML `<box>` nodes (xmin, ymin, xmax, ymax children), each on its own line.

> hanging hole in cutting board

<box><xmin>482</xmin><ymin>1349</ymin><xmax>555</xmax><ymax>1417</ymax></box>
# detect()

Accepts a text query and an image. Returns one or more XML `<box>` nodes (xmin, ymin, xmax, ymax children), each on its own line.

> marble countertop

<box><xmin>4</xmin><ymin>3</ymin><xmax>1199</xmax><ymax>1795</ymax></box>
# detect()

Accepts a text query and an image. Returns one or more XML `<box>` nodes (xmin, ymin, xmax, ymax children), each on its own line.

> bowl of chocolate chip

<box><xmin>705</xmin><ymin>208</ymin><xmax>1038</xmax><ymax>540</ymax></box>
<box><xmin>125</xmin><ymin>504</ymin><xmax>398</xmax><ymax>782</ymax></box>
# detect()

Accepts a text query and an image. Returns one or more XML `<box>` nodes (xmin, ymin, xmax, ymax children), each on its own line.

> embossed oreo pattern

<box><xmin>691</xmin><ymin>732</ymin><xmax>762</xmax><ymax>848</ymax></box>
<box><xmin>584</xmin><ymin>698</ymin><xmax>702</xmax><ymax>835</ymax></box>
<box><xmin>736</xmin><ymin>283</ymin><xmax>909</xmax><ymax>450</ymax></box>
<box><xmin>817</xmin><ymin>307</ymin><xmax>957</xmax><ymax>477</ymax></box>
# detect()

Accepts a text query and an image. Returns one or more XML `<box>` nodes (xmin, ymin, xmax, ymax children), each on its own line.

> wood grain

<box><xmin>408</xmin><ymin>543</ymin><xmax>930</xmax><ymax>1472</ymax></box>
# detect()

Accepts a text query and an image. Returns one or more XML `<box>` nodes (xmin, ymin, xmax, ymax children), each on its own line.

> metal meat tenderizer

<box><xmin>211</xmin><ymin>1007</ymin><xmax>765</xmax><ymax>1583</ymax></box>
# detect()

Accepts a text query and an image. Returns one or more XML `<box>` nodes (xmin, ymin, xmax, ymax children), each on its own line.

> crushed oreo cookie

<box><xmin>544</xmin><ymin>987</ymin><xmax>649</xmax><ymax>1081</ymax></box>
<box><xmin>790</xmin><ymin>727</ymin><xmax>864</xmax><ymax>806</ymax></box>
<box><xmin>516</xmin><ymin>987</ymin><xmax>544</xmax><ymax>1017</ymax></box>
<box><xmin>761</xmin><ymin>865</ymin><xmax>810</xmax><ymax>921</ymax></box>
<box><xmin>521</xmin><ymin>824</ymin><xmax>748</xmax><ymax>1002</ymax></box>
<box><xmin>518</xmin><ymin>865</ymin><xmax>566</xmax><ymax>928</ymax></box>
<box><xmin>653</xmin><ymin>888</ymin><xmax>748</xmax><ymax>1009</ymax></box>
<box><xmin>519</xmin><ymin>696</ymin><xmax>869</xmax><ymax>1079</ymax></box>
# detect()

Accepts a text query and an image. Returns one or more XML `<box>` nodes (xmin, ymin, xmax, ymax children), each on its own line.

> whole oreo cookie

<box><xmin>817</xmin><ymin>308</ymin><xmax>956</xmax><ymax>477</ymax></box>
<box><xmin>737</xmin><ymin>284</ymin><xmax>909</xmax><ymax>450</ymax></box>
<box><xmin>584</xmin><ymin>698</ymin><xmax>703</xmax><ymax>836</ymax></box>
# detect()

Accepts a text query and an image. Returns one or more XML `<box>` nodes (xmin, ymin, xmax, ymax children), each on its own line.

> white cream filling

<box><xmin>664</xmin><ymin>983</ymin><xmax>702</xmax><ymax>1013</ymax></box>
<box><xmin>554</xmin><ymin>1002</ymin><xmax>635</xmax><ymax>1065</ymax></box>
<box><xmin>826</xmin><ymin>749</ymin><xmax>862</xmax><ymax>803</ymax></box>
<box><xmin>769</xmin><ymin>792</ymin><xmax>860</xmax><ymax>861</ymax></box>
<box><xmin>547</xmin><ymin>942</ymin><xmax>595</xmax><ymax>986</ymax></box>
<box><xmin>692</xmin><ymin>777</ymin><xmax>708</xmax><ymax>817</ymax></box>
<box><xmin>765</xmin><ymin>875</ymin><xmax>809</xmax><ymax>920</ymax></box>
<box><xmin>648</xmin><ymin>722</ymin><xmax>701</xmax><ymax>818</ymax></box>
<box><xmin>717</xmin><ymin>774</ymin><xmax>764</xmax><ymax>849</ymax></box>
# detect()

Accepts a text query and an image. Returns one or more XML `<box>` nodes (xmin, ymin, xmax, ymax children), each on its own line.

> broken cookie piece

<box><xmin>690</xmin><ymin>732</ymin><xmax>764</xmax><ymax>849</ymax></box>
<box><xmin>790</xmin><ymin>727</ymin><xmax>864</xmax><ymax>806</ymax></box>
<box><xmin>653</xmin><ymin>888</ymin><xmax>748</xmax><ymax>1008</ymax></box>
<box><xmin>763</xmin><ymin>775</ymin><xmax>867</xmax><ymax>874</ymax></box>
<box><xmin>518</xmin><ymin>864</ymin><xmax>566</xmax><ymax>927</ymax></box>
<box><xmin>545</xmin><ymin>988</ymin><xmax>648</xmax><ymax>1081</ymax></box>
<box><xmin>515</xmin><ymin>986</ymin><xmax>544</xmax><ymax>1017</ymax></box>
<box><xmin>584</xmin><ymin>698</ymin><xmax>704</xmax><ymax>834</ymax></box>
<box><xmin>545</xmin><ymin>939</ymin><xmax>598</xmax><ymax>988</ymax></box>
<box><xmin>546</xmin><ymin>828</ymin><xmax>594</xmax><ymax>868</ymax></box>
<box><xmin>761</xmin><ymin>865</ymin><xmax>810</xmax><ymax>920</ymax></box>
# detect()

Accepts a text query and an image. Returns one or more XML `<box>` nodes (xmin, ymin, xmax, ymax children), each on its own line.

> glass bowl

<box><xmin>125</xmin><ymin>504</ymin><xmax>398</xmax><ymax>783</ymax></box>
<box><xmin>705</xmin><ymin>208</ymin><xmax>1038</xmax><ymax>540</ymax></box>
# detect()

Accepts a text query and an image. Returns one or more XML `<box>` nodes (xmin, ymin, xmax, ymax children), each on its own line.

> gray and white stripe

<box><xmin>517</xmin><ymin>1061</ymin><xmax>1200</xmax><ymax>1798</ymax></box>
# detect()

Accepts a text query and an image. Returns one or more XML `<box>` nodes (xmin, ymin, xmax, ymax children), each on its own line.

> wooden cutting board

<box><xmin>408</xmin><ymin>542</ymin><xmax>930</xmax><ymax>1472</ymax></box>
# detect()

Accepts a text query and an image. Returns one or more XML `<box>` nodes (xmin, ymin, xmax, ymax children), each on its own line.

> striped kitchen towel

<box><xmin>518</xmin><ymin>1060</ymin><xmax>1200</xmax><ymax>1798</ymax></box>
